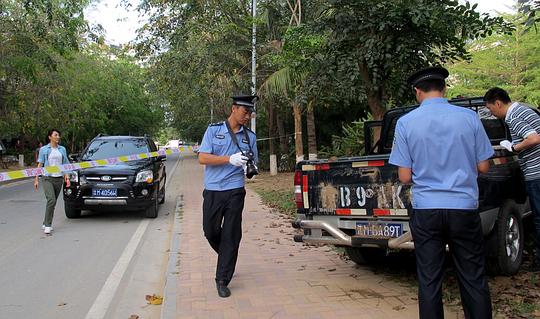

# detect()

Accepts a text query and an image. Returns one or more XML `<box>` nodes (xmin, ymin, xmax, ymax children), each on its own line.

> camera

<box><xmin>245</xmin><ymin>151</ymin><xmax>259</xmax><ymax>179</ymax></box>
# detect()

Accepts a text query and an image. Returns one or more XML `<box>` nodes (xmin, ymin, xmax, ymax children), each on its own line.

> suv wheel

<box><xmin>145</xmin><ymin>193</ymin><xmax>159</xmax><ymax>218</ymax></box>
<box><xmin>486</xmin><ymin>204</ymin><xmax>523</xmax><ymax>275</ymax></box>
<box><xmin>159</xmin><ymin>179</ymin><xmax>166</xmax><ymax>204</ymax></box>
<box><xmin>65</xmin><ymin>203</ymin><xmax>82</xmax><ymax>218</ymax></box>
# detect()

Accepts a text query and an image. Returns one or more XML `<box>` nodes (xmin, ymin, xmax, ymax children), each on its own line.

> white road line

<box><xmin>84</xmin><ymin>155</ymin><xmax>181</xmax><ymax>319</ymax></box>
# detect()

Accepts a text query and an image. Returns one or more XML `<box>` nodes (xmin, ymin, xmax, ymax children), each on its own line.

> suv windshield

<box><xmin>82</xmin><ymin>139</ymin><xmax>149</xmax><ymax>160</ymax></box>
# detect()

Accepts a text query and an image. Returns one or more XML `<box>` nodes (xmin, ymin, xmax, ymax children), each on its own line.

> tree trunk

<box><xmin>267</xmin><ymin>102</ymin><xmax>277</xmax><ymax>175</ymax></box>
<box><xmin>306</xmin><ymin>101</ymin><xmax>317</xmax><ymax>160</ymax></box>
<box><xmin>267</xmin><ymin>103</ymin><xmax>276</xmax><ymax>155</ymax></box>
<box><xmin>292</xmin><ymin>101</ymin><xmax>304</xmax><ymax>163</ymax></box>
<box><xmin>358</xmin><ymin>61</ymin><xmax>386</xmax><ymax>142</ymax></box>
<box><xmin>276</xmin><ymin>111</ymin><xmax>288</xmax><ymax>156</ymax></box>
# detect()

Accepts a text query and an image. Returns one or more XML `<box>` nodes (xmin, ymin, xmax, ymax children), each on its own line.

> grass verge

<box><xmin>247</xmin><ymin>171</ymin><xmax>296</xmax><ymax>217</ymax></box>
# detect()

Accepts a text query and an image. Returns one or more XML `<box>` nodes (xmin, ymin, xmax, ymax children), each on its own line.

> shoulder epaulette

<box><xmin>244</xmin><ymin>126</ymin><xmax>255</xmax><ymax>134</ymax></box>
<box><xmin>209</xmin><ymin>121</ymin><xmax>224</xmax><ymax>127</ymax></box>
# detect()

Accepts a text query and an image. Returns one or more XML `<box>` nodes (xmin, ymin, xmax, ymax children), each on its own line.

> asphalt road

<box><xmin>0</xmin><ymin>153</ymin><xmax>184</xmax><ymax>319</ymax></box>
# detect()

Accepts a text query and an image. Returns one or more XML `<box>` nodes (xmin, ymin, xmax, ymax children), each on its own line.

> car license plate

<box><xmin>356</xmin><ymin>222</ymin><xmax>403</xmax><ymax>238</ymax></box>
<box><xmin>92</xmin><ymin>188</ymin><xmax>117</xmax><ymax>197</ymax></box>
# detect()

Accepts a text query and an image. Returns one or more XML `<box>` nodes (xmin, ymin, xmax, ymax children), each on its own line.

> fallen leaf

<box><xmin>129</xmin><ymin>315</ymin><xmax>140</xmax><ymax>319</ymax></box>
<box><xmin>393</xmin><ymin>305</ymin><xmax>405</xmax><ymax>311</ymax></box>
<box><xmin>57</xmin><ymin>302</ymin><xmax>67</xmax><ymax>307</ymax></box>
<box><xmin>145</xmin><ymin>294</ymin><xmax>163</xmax><ymax>305</ymax></box>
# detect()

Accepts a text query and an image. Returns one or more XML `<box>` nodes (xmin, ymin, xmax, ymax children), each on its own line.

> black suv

<box><xmin>63</xmin><ymin>135</ymin><xmax>166</xmax><ymax>218</ymax></box>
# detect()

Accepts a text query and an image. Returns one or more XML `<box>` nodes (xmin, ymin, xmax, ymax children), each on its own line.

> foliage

<box><xmin>448</xmin><ymin>13</ymin><xmax>540</xmax><ymax>107</ymax></box>
<box><xmin>136</xmin><ymin>0</ymin><xmax>255</xmax><ymax>142</ymax></box>
<box><xmin>519</xmin><ymin>0</ymin><xmax>540</xmax><ymax>29</ymax></box>
<box><xmin>319</xmin><ymin>120</ymin><xmax>367</xmax><ymax>158</ymax></box>
<box><xmin>0</xmin><ymin>1</ymin><xmax>163</xmax><ymax>153</ymax></box>
<box><xmin>310</xmin><ymin>0</ymin><xmax>513</xmax><ymax>120</ymax></box>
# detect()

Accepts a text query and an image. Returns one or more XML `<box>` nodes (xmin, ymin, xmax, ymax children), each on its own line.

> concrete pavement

<box><xmin>162</xmin><ymin>155</ymin><xmax>465</xmax><ymax>319</ymax></box>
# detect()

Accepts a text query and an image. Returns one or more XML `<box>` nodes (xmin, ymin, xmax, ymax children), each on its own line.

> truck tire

<box><xmin>65</xmin><ymin>203</ymin><xmax>81</xmax><ymax>219</ymax></box>
<box><xmin>486</xmin><ymin>204</ymin><xmax>523</xmax><ymax>276</ymax></box>
<box><xmin>345</xmin><ymin>247</ymin><xmax>386</xmax><ymax>265</ymax></box>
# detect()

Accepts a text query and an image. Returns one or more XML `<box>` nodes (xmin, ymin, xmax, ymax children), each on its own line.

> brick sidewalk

<box><xmin>171</xmin><ymin>156</ymin><xmax>462</xmax><ymax>319</ymax></box>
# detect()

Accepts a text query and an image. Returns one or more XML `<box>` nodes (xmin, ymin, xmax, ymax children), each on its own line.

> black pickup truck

<box><xmin>292</xmin><ymin>97</ymin><xmax>531</xmax><ymax>275</ymax></box>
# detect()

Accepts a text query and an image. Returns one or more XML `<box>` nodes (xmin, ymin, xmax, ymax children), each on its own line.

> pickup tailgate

<box><xmin>298</xmin><ymin>155</ymin><xmax>411</xmax><ymax>217</ymax></box>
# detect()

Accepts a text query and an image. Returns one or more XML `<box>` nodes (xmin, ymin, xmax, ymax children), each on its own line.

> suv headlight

<box><xmin>68</xmin><ymin>171</ymin><xmax>78</xmax><ymax>182</ymax></box>
<box><xmin>136</xmin><ymin>170</ymin><xmax>153</xmax><ymax>183</ymax></box>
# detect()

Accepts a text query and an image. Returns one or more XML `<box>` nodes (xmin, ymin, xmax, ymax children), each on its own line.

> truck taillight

<box><xmin>294</xmin><ymin>171</ymin><xmax>303</xmax><ymax>208</ymax></box>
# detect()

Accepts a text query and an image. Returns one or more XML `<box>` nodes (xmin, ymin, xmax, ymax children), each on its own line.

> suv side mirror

<box><xmin>69</xmin><ymin>153</ymin><xmax>80</xmax><ymax>162</ymax></box>
<box><xmin>157</xmin><ymin>155</ymin><xmax>166</xmax><ymax>162</ymax></box>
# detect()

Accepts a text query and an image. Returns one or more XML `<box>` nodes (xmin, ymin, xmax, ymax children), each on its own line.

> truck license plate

<box><xmin>356</xmin><ymin>222</ymin><xmax>403</xmax><ymax>238</ymax></box>
<box><xmin>92</xmin><ymin>188</ymin><xmax>118</xmax><ymax>197</ymax></box>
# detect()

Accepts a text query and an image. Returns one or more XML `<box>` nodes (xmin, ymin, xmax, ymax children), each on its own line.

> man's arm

<box><xmin>513</xmin><ymin>132</ymin><xmax>540</xmax><ymax>152</ymax></box>
<box><xmin>477</xmin><ymin>160</ymin><xmax>490</xmax><ymax>174</ymax></box>
<box><xmin>198</xmin><ymin>152</ymin><xmax>230</xmax><ymax>166</ymax></box>
<box><xmin>398</xmin><ymin>167</ymin><xmax>412</xmax><ymax>184</ymax></box>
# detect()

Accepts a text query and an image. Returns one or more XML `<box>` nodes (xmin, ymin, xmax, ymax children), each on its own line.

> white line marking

<box><xmin>84</xmin><ymin>155</ymin><xmax>181</xmax><ymax>319</ymax></box>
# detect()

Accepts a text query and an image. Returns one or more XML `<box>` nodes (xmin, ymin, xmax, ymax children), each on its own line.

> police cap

<box><xmin>232</xmin><ymin>94</ymin><xmax>259</xmax><ymax>111</ymax></box>
<box><xmin>407</xmin><ymin>66</ymin><xmax>449</xmax><ymax>88</ymax></box>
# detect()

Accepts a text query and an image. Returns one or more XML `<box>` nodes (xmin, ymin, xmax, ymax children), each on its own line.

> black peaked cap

<box><xmin>232</xmin><ymin>94</ymin><xmax>259</xmax><ymax>110</ymax></box>
<box><xmin>407</xmin><ymin>66</ymin><xmax>449</xmax><ymax>87</ymax></box>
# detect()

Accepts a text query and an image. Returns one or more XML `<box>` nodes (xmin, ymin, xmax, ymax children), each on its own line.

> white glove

<box><xmin>229</xmin><ymin>152</ymin><xmax>248</xmax><ymax>167</ymax></box>
<box><xmin>500</xmin><ymin>140</ymin><xmax>513</xmax><ymax>152</ymax></box>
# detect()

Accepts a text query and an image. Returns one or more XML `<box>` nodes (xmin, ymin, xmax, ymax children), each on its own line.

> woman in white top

<box><xmin>34</xmin><ymin>129</ymin><xmax>71</xmax><ymax>235</ymax></box>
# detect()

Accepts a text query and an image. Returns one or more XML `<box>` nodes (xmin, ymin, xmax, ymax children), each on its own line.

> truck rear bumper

<box><xmin>292</xmin><ymin>219</ymin><xmax>414</xmax><ymax>249</ymax></box>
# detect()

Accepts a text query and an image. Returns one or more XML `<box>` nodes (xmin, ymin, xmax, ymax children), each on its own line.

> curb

<box><xmin>160</xmin><ymin>194</ymin><xmax>184</xmax><ymax>319</ymax></box>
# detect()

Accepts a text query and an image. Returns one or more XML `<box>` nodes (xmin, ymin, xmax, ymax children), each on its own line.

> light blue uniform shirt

<box><xmin>199</xmin><ymin>121</ymin><xmax>258</xmax><ymax>191</ymax></box>
<box><xmin>37</xmin><ymin>144</ymin><xmax>70</xmax><ymax>177</ymax></box>
<box><xmin>389</xmin><ymin>98</ymin><xmax>494</xmax><ymax>209</ymax></box>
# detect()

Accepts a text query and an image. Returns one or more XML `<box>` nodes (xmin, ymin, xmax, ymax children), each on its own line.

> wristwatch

<box><xmin>511</xmin><ymin>145</ymin><xmax>517</xmax><ymax>153</ymax></box>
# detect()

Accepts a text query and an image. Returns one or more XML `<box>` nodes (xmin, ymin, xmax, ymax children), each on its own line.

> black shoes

<box><xmin>216</xmin><ymin>281</ymin><xmax>231</xmax><ymax>298</ymax></box>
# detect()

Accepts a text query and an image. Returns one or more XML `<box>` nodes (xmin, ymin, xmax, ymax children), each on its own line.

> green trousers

<box><xmin>42</xmin><ymin>176</ymin><xmax>64</xmax><ymax>227</ymax></box>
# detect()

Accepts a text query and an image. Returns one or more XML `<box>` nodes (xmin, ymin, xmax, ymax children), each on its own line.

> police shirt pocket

<box><xmin>212</xmin><ymin>137</ymin><xmax>227</xmax><ymax>153</ymax></box>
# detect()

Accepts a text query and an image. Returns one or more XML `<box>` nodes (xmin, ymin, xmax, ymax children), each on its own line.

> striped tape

<box><xmin>0</xmin><ymin>146</ymin><xmax>195</xmax><ymax>183</ymax></box>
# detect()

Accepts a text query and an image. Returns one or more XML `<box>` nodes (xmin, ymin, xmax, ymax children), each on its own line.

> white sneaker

<box><xmin>42</xmin><ymin>225</ymin><xmax>53</xmax><ymax>231</ymax></box>
<box><xmin>44</xmin><ymin>227</ymin><xmax>52</xmax><ymax>234</ymax></box>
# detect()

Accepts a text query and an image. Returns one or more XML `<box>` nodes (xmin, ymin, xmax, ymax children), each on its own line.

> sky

<box><xmin>84</xmin><ymin>0</ymin><xmax>518</xmax><ymax>45</ymax></box>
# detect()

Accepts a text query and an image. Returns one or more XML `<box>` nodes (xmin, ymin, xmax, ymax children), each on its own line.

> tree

<box><xmin>448</xmin><ymin>13</ymin><xmax>540</xmax><ymax>107</ymax></box>
<box><xmin>519</xmin><ymin>0</ymin><xmax>540</xmax><ymax>28</ymax></box>
<box><xmin>312</xmin><ymin>0</ymin><xmax>512</xmax><ymax>123</ymax></box>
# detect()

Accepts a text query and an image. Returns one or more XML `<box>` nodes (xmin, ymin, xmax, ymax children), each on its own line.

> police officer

<box><xmin>198</xmin><ymin>94</ymin><xmax>259</xmax><ymax>298</ymax></box>
<box><xmin>389</xmin><ymin>67</ymin><xmax>493</xmax><ymax>319</ymax></box>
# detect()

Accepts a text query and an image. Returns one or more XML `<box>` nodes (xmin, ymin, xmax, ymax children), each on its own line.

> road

<box><xmin>0</xmin><ymin>153</ymin><xmax>185</xmax><ymax>319</ymax></box>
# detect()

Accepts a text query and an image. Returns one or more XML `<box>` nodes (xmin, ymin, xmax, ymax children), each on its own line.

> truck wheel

<box><xmin>345</xmin><ymin>247</ymin><xmax>386</xmax><ymax>265</ymax></box>
<box><xmin>65</xmin><ymin>203</ymin><xmax>81</xmax><ymax>219</ymax></box>
<box><xmin>487</xmin><ymin>205</ymin><xmax>523</xmax><ymax>275</ymax></box>
<box><xmin>145</xmin><ymin>194</ymin><xmax>159</xmax><ymax>218</ymax></box>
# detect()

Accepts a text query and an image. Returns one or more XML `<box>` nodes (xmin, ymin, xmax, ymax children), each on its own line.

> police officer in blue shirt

<box><xmin>198</xmin><ymin>94</ymin><xmax>258</xmax><ymax>298</ymax></box>
<box><xmin>389</xmin><ymin>67</ymin><xmax>494</xmax><ymax>319</ymax></box>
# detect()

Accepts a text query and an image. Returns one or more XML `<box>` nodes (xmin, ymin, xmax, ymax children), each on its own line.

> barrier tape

<box><xmin>0</xmin><ymin>146</ymin><xmax>196</xmax><ymax>183</ymax></box>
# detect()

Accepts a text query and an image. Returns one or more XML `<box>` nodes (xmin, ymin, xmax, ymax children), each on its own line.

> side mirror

<box><xmin>157</xmin><ymin>155</ymin><xmax>166</xmax><ymax>162</ymax></box>
<box><xmin>69</xmin><ymin>153</ymin><xmax>80</xmax><ymax>162</ymax></box>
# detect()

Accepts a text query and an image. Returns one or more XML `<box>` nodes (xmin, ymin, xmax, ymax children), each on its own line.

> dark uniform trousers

<box><xmin>202</xmin><ymin>187</ymin><xmax>246</xmax><ymax>285</ymax></box>
<box><xmin>410</xmin><ymin>209</ymin><xmax>492</xmax><ymax>319</ymax></box>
